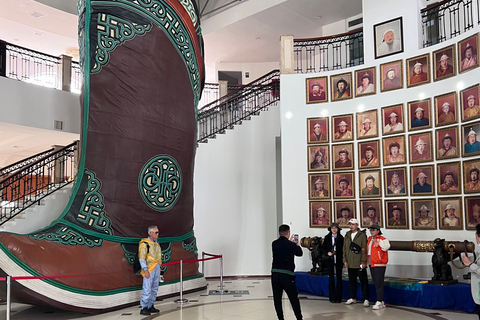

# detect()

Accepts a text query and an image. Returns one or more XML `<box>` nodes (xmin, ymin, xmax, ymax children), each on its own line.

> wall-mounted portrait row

<box><xmin>309</xmin><ymin>195</ymin><xmax>480</xmax><ymax>231</ymax></box>
<box><xmin>307</xmin><ymin>86</ymin><xmax>480</xmax><ymax>145</ymax></box>
<box><xmin>308</xmin><ymin>158</ymin><xmax>480</xmax><ymax>200</ymax></box>
<box><xmin>306</xmin><ymin>32</ymin><xmax>479</xmax><ymax>104</ymax></box>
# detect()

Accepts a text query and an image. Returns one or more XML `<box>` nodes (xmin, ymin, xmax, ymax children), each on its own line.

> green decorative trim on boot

<box><xmin>182</xmin><ymin>237</ymin><xmax>197</xmax><ymax>255</ymax></box>
<box><xmin>138</xmin><ymin>155</ymin><xmax>182</xmax><ymax>211</ymax></box>
<box><xmin>29</xmin><ymin>225</ymin><xmax>103</xmax><ymax>247</ymax></box>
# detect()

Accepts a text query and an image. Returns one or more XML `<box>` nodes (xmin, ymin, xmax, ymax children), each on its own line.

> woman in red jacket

<box><xmin>367</xmin><ymin>224</ymin><xmax>391</xmax><ymax>310</ymax></box>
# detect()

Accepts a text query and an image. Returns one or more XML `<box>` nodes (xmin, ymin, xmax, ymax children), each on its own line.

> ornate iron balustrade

<box><xmin>0</xmin><ymin>142</ymin><xmax>78</xmax><ymax>225</ymax></box>
<box><xmin>5</xmin><ymin>42</ymin><xmax>60</xmax><ymax>88</ymax></box>
<box><xmin>1</xmin><ymin>147</ymin><xmax>56</xmax><ymax>177</ymax></box>
<box><xmin>294</xmin><ymin>29</ymin><xmax>364</xmax><ymax>74</ymax></box>
<box><xmin>421</xmin><ymin>0</ymin><xmax>475</xmax><ymax>47</ymax></box>
<box><xmin>197</xmin><ymin>70</ymin><xmax>280</xmax><ymax>143</ymax></box>
<box><xmin>198</xmin><ymin>83</ymin><xmax>220</xmax><ymax>109</ymax></box>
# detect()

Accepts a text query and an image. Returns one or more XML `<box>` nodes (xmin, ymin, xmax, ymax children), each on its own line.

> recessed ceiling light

<box><xmin>33</xmin><ymin>31</ymin><xmax>45</xmax><ymax>37</ymax></box>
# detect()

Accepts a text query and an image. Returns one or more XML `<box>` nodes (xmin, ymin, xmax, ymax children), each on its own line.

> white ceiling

<box><xmin>0</xmin><ymin>0</ymin><xmax>362</xmax><ymax>168</ymax></box>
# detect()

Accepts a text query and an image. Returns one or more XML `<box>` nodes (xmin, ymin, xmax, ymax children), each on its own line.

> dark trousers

<box><xmin>370</xmin><ymin>266</ymin><xmax>386</xmax><ymax>301</ymax></box>
<box><xmin>347</xmin><ymin>267</ymin><xmax>369</xmax><ymax>300</ymax></box>
<box><xmin>271</xmin><ymin>272</ymin><xmax>303</xmax><ymax>320</ymax></box>
<box><xmin>476</xmin><ymin>303</ymin><xmax>480</xmax><ymax>319</ymax></box>
<box><xmin>327</xmin><ymin>262</ymin><xmax>343</xmax><ymax>301</ymax></box>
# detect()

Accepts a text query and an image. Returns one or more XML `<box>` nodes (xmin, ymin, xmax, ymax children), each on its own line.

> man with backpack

<box><xmin>138</xmin><ymin>225</ymin><xmax>162</xmax><ymax>315</ymax></box>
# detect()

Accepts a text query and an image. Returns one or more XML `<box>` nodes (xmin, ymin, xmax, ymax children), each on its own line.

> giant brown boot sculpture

<box><xmin>0</xmin><ymin>0</ymin><xmax>205</xmax><ymax>313</ymax></box>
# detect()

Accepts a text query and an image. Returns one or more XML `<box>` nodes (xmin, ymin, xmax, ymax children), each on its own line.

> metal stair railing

<box><xmin>0</xmin><ymin>141</ymin><xmax>78</xmax><ymax>225</ymax></box>
<box><xmin>197</xmin><ymin>69</ymin><xmax>280</xmax><ymax>143</ymax></box>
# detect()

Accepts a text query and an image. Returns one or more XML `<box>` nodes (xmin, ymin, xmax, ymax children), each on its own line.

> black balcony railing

<box><xmin>0</xmin><ymin>142</ymin><xmax>78</xmax><ymax>225</ymax></box>
<box><xmin>294</xmin><ymin>28</ymin><xmax>364</xmax><ymax>74</ymax></box>
<box><xmin>421</xmin><ymin>0</ymin><xmax>475</xmax><ymax>47</ymax></box>
<box><xmin>197</xmin><ymin>70</ymin><xmax>280</xmax><ymax>143</ymax></box>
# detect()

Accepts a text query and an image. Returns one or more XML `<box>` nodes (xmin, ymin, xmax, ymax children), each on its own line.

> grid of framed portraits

<box><xmin>305</xmin><ymin>31</ymin><xmax>480</xmax><ymax>231</ymax></box>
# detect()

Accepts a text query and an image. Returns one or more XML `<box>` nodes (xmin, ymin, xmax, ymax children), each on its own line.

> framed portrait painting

<box><xmin>307</xmin><ymin>145</ymin><xmax>329</xmax><ymax>171</ymax></box>
<box><xmin>374</xmin><ymin>17</ymin><xmax>404</xmax><ymax>59</ymax></box>
<box><xmin>438</xmin><ymin>197</ymin><xmax>463</xmax><ymax>230</ymax></box>
<box><xmin>408</xmin><ymin>98</ymin><xmax>431</xmax><ymax>131</ymax></box>
<box><xmin>410</xmin><ymin>165</ymin><xmax>435</xmax><ymax>196</ymax></box>
<box><xmin>437</xmin><ymin>162</ymin><xmax>461</xmax><ymax>195</ymax></box>
<box><xmin>435</xmin><ymin>92</ymin><xmax>458</xmax><ymax>127</ymax></box>
<box><xmin>310</xmin><ymin>201</ymin><xmax>332</xmax><ymax>228</ymax></box>
<box><xmin>465</xmin><ymin>196</ymin><xmax>480</xmax><ymax>230</ymax></box>
<box><xmin>458</xmin><ymin>33</ymin><xmax>479</xmax><ymax>73</ymax></box>
<box><xmin>383</xmin><ymin>135</ymin><xmax>406</xmax><ymax>166</ymax></box>
<box><xmin>384</xmin><ymin>167</ymin><xmax>407</xmax><ymax>197</ymax></box>
<box><xmin>307</xmin><ymin>117</ymin><xmax>329</xmax><ymax>144</ymax></box>
<box><xmin>460</xmin><ymin>84</ymin><xmax>480</xmax><ymax>122</ymax></box>
<box><xmin>334</xmin><ymin>201</ymin><xmax>356</xmax><ymax>227</ymax></box>
<box><xmin>380</xmin><ymin>60</ymin><xmax>403</xmax><ymax>92</ymax></box>
<box><xmin>359</xmin><ymin>170</ymin><xmax>382</xmax><ymax>198</ymax></box>
<box><xmin>406</xmin><ymin>54</ymin><xmax>431</xmax><ymax>87</ymax></box>
<box><xmin>462</xmin><ymin>121</ymin><xmax>480</xmax><ymax>157</ymax></box>
<box><xmin>360</xmin><ymin>200</ymin><xmax>383</xmax><ymax>228</ymax></box>
<box><xmin>436</xmin><ymin>126</ymin><xmax>459</xmax><ymax>160</ymax></box>
<box><xmin>358</xmin><ymin>140</ymin><xmax>380</xmax><ymax>169</ymax></box>
<box><xmin>382</xmin><ymin>104</ymin><xmax>404</xmax><ymax>135</ymax></box>
<box><xmin>433</xmin><ymin>44</ymin><xmax>456</xmax><ymax>81</ymax></box>
<box><xmin>306</xmin><ymin>76</ymin><xmax>328</xmax><ymax>104</ymax></box>
<box><xmin>332</xmin><ymin>143</ymin><xmax>354</xmax><ymax>171</ymax></box>
<box><xmin>330</xmin><ymin>73</ymin><xmax>353</xmax><ymax>102</ymax></box>
<box><xmin>409</xmin><ymin>132</ymin><xmax>433</xmax><ymax>164</ymax></box>
<box><xmin>308</xmin><ymin>173</ymin><xmax>331</xmax><ymax>200</ymax></box>
<box><xmin>385</xmin><ymin>199</ymin><xmax>409</xmax><ymax>229</ymax></box>
<box><xmin>463</xmin><ymin>159</ymin><xmax>480</xmax><ymax>194</ymax></box>
<box><xmin>332</xmin><ymin>114</ymin><xmax>354</xmax><ymax>142</ymax></box>
<box><xmin>411</xmin><ymin>199</ymin><xmax>437</xmax><ymax>230</ymax></box>
<box><xmin>355</xmin><ymin>67</ymin><xmax>376</xmax><ymax>97</ymax></box>
<box><xmin>333</xmin><ymin>172</ymin><xmax>355</xmax><ymax>199</ymax></box>
<box><xmin>356</xmin><ymin>109</ymin><xmax>378</xmax><ymax>139</ymax></box>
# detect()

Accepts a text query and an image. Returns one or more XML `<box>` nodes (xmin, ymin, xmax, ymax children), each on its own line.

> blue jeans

<box><xmin>140</xmin><ymin>264</ymin><xmax>160</xmax><ymax>308</ymax></box>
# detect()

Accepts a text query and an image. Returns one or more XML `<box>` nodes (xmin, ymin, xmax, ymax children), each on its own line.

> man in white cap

<box><xmin>384</xmin><ymin>112</ymin><xmax>403</xmax><ymax>132</ymax></box>
<box><xmin>313</xmin><ymin>206</ymin><xmax>330</xmax><ymax>225</ymax></box>
<box><xmin>415</xmin><ymin>205</ymin><xmax>434</xmax><ymax>227</ymax></box>
<box><xmin>436</xmin><ymin>52</ymin><xmax>453</xmax><ymax>78</ymax></box>
<box><xmin>412</xmin><ymin>138</ymin><xmax>430</xmax><ymax>161</ymax></box>
<box><xmin>359</xmin><ymin>118</ymin><xmax>376</xmax><ymax>137</ymax></box>
<box><xmin>411</xmin><ymin>106</ymin><xmax>429</xmax><ymax>128</ymax></box>
<box><xmin>311</xmin><ymin>177</ymin><xmax>328</xmax><ymax>198</ymax></box>
<box><xmin>465</xmin><ymin>128</ymin><xmax>480</xmax><ymax>154</ymax></box>
<box><xmin>413</xmin><ymin>171</ymin><xmax>432</xmax><ymax>193</ymax></box>
<box><xmin>377</xmin><ymin>29</ymin><xmax>401</xmax><ymax>56</ymax></box>
<box><xmin>334</xmin><ymin>120</ymin><xmax>352</xmax><ymax>140</ymax></box>
<box><xmin>443</xmin><ymin>203</ymin><xmax>459</xmax><ymax>226</ymax></box>
<box><xmin>438</xmin><ymin>102</ymin><xmax>455</xmax><ymax>123</ymax></box>
<box><xmin>310</xmin><ymin>122</ymin><xmax>327</xmax><ymax>142</ymax></box>
<box><xmin>356</xmin><ymin>72</ymin><xmax>374</xmax><ymax>95</ymax></box>
<box><xmin>438</xmin><ymin>133</ymin><xmax>457</xmax><ymax>157</ymax></box>
<box><xmin>461</xmin><ymin>43</ymin><xmax>477</xmax><ymax>71</ymax></box>
<box><xmin>464</xmin><ymin>95</ymin><xmax>480</xmax><ymax>119</ymax></box>
<box><xmin>410</xmin><ymin>61</ymin><xmax>427</xmax><ymax>84</ymax></box>
<box><xmin>342</xmin><ymin>218</ymin><xmax>369</xmax><ymax>307</ymax></box>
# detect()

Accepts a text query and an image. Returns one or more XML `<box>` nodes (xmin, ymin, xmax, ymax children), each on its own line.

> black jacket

<box><xmin>321</xmin><ymin>232</ymin><xmax>344</xmax><ymax>265</ymax></box>
<box><xmin>271</xmin><ymin>236</ymin><xmax>303</xmax><ymax>274</ymax></box>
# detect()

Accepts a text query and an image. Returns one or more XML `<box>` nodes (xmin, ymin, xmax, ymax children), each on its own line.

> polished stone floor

<box><xmin>0</xmin><ymin>278</ymin><xmax>476</xmax><ymax>320</ymax></box>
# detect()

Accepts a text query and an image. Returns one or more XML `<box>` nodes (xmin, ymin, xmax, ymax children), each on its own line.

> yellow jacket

<box><xmin>138</xmin><ymin>238</ymin><xmax>162</xmax><ymax>277</ymax></box>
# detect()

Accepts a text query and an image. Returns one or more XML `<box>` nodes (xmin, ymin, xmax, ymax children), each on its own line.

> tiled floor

<box><xmin>1</xmin><ymin>278</ymin><xmax>476</xmax><ymax>319</ymax></box>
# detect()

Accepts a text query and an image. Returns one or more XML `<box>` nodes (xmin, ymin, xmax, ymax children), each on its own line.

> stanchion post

<box><xmin>202</xmin><ymin>252</ymin><xmax>204</xmax><ymax>275</ymax></box>
<box><xmin>174</xmin><ymin>260</ymin><xmax>188</xmax><ymax>303</ymax></box>
<box><xmin>6</xmin><ymin>276</ymin><xmax>11</xmax><ymax>320</ymax></box>
<box><xmin>220</xmin><ymin>255</ymin><xmax>224</xmax><ymax>292</ymax></box>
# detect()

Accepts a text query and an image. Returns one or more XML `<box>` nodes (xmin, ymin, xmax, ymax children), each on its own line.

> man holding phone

<box><xmin>271</xmin><ymin>224</ymin><xmax>303</xmax><ymax>320</ymax></box>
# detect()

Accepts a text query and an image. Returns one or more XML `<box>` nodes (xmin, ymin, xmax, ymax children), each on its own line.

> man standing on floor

<box><xmin>271</xmin><ymin>224</ymin><xmax>303</xmax><ymax>320</ymax></box>
<box><xmin>139</xmin><ymin>225</ymin><xmax>162</xmax><ymax>315</ymax></box>
<box><xmin>343</xmin><ymin>218</ymin><xmax>369</xmax><ymax>307</ymax></box>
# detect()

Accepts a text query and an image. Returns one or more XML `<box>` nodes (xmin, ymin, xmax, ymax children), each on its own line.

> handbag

<box><xmin>350</xmin><ymin>241</ymin><xmax>361</xmax><ymax>254</ymax></box>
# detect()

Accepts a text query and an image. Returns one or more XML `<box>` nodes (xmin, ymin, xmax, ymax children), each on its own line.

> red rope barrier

<box><xmin>0</xmin><ymin>254</ymin><xmax>222</xmax><ymax>281</ymax></box>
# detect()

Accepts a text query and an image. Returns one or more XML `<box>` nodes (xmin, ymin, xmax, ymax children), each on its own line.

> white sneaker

<box><xmin>363</xmin><ymin>300</ymin><xmax>369</xmax><ymax>307</ymax></box>
<box><xmin>345</xmin><ymin>298</ymin><xmax>356</xmax><ymax>305</ymax></box>
<box><xmin>372</xmin><ymin>301</ymin><xmax>385</xmax><ymax>310</ymax></box>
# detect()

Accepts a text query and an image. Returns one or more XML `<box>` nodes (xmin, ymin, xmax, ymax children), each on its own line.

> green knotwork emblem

<box><xmin>139</xmin><ymin>155</ymin><xmax>182</xmax><ymax>211</ymax></box>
